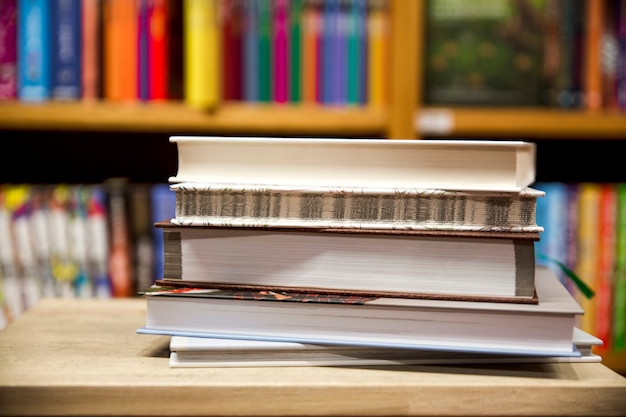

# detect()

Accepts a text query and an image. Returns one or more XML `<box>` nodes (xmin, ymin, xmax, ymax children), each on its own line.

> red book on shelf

<box><xmin>148</xmin><ymin>0</ymin><xmax>169</xmax><ymax>100</ymax></box>
<box><xmin>220</xmin><ymin>0</ymin><xmax>243</xmax><ymax>101</ymax></box>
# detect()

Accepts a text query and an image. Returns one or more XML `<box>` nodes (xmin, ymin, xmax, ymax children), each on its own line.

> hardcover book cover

<box><xmin>0</xmin><ymin>0</ymin><xmax>17</xmax><ymax>99</ymax></box>
<box><xmin>17</xmin><ymin>0</ymin><xmax>51</xmax><ymax>101</ymax></box>
<box><xmin>50</xmin><ymin>0</ymin><xmax>82</xmax><ymax>100</ymax></box>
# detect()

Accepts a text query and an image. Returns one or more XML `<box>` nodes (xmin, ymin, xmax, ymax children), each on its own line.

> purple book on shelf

<box><xmin>0</xmin><ymin>0</ymin><xmax>17</xmax><ymax>99</ymax></box>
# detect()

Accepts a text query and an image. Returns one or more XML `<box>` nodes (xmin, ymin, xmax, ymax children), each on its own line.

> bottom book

<box><xmin>169</xmin><ymin>327</ymin><xmax>602</xmax><ymax>368</ymax></box>
<box><xmin>137</xmin><ymin>266</ymin><xmax>583</xmax><ymax>357</ymax></box>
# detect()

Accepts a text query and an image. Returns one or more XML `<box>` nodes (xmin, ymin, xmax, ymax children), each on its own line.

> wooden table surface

<box><xmin>1</xmin><ymin>298</ymin><xmax>625</xmax><ymax>416</ymax></box>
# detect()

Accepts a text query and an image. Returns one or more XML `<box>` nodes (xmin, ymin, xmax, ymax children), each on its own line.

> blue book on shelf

<box><xmin>50</xmin><ymin>0</ymin><xmax>82</xmax><ymax>100</ymax></box>
<box><xmin>17</xmin><ymin>0</ymin><xmax>51</xmax><ymax>101</ymax></box>
<box><xmin>243</xmin><ymin>0</ymin><xmax>259</xmax><ymax>101</ymax></box>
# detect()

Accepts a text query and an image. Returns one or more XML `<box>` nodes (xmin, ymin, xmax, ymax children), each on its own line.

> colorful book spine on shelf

<box><xmin>619</xmin><ymin>0</ymin><xmax>626</xmax><ymax>111</ymax></box>
<box><xmin>150</xmin><ymin>183</ymin><xmax>176</xmax><ymax>283</ymax></box>
<box><xmin>28</xmin><ymin>185</ymin><xmax>56</xmax><ymax>299</ymax></box>
<box><xmin>86</xmin><ymin>185</ymin><xmax>112</xmax><ymax>298</ymax></box>
<box><xmin>183</xmin><ymin>0</ymin><xmax>219</xmax><ymax>109</ymax></box>
<box><xmin>147</xmin><ymin>0</ymin><xmax>169</xmax><ymax>100</ymax></box>
<box><xmin>301</xmin><ymin>0</ymin><xmax>321</xmax><ymax>103</ymax></box>
<box><xmin>0</xmin><ymin>0</ymin><xmax>17</xmax><ymax>99</ymax></box>
<box><xmin>257</xmin><ymin>0</ymin><xmax>272</xmax><ymax>102</ymax></box>
<box><xmin>613</xmin><ymin>183</ymin><xmax>626</xmax><ymax>351</ymax></box>
<box><xmin>320</xmin><ymin>0</ymin><xmax>338</xmax><ymax>104</ymax></box>
<box><xmin>242</xmin><ymin>0</ymin><xmax>259</xmax><ymax>101</ymax></box>
<box><xmin>594</xmin><ymin>183</ymin><xmax>617</xmax><ymax>352</ymax></box>
<box><xmin>347</xmin><ymin>0</ymin><xmax>367</xmax><ymax>105</ymax></box>
<box><xmin>574</xmin><ymin>182</ymin><xmax>602</xmax><ymax>334</ymax></box>
<box><xmin>583</xmin><ymin>0</ymin><xmax>604</xmax><ymax>110</ymax></box>
<box><xmin>366</xmin><ymin>0</ymin><xmax>388</xmax><ymax>107</ymax></box>
<box><xmin>289</xmin><ymin>0</ymin><xmax>302</xmax><ymax>102</ymax></box>
<box><xmin>81</xmin><ymin>0</ymin><xmax>102</xmax><ymax>101</ymax></box>
<box><xmin>272</xmin><ymin>0</ymin><xmax>288</xmax><ymax>103</ymax></box>
<box><xmin>103</xmin><ymin>0</ymin><xmax>138</xmax><ymax>101</ymax></box>
<box><xmin>137</xmin><ymin>0</ymin><xmax>150</xmax><ymax>101</ymax></box>
<box><xmin>17</xmin><ymin>0</ymin><xmax>51</xmax><ymax>101</ymax></box>
<box><xmin>68</xmin><ymin>186</ymin><xmax>92</xmax><ymax>298</ymax></box>
<box><xmin>105</xmin><ymin>179</ymin><xmax>134</xmax><ymax>298</ymax></box>
<box><xmin>166</xmin><ymin>0</ymin><xmax>183</xmax><ymax>100</ymax></box>
<box><xmin>220</xmin><ymin>0</ymin><xmax>243</xmax><ymax>101</ymax></box>
<box><xmin>50</xmin><ymin>0</ymin><xmax>82</xmax><ymax>100</ymax></box>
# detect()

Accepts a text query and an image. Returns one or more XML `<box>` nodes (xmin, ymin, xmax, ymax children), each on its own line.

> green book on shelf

<box><xmin>423</xmin><ymin>0</ymin><xmax>547</xmax><ymax>106</ymax></box>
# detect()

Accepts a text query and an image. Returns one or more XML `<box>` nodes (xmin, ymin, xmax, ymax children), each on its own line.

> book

<box><xmin>242</xmin><ymin>0</ymin><xmax>259</xmax><ymax>101</ymax></box>
<box><xmin>423</xmin><ymin>0</ymin><xmax>546</xmax><ymax>106</ymax></box>
<box><xmin>147</xmin><ymin>0</ymin><xmax>170</xmax><ymax>100</ymax></box>
<box><xmin>183</xmin><ymin>0</ymin><xmax>219</xmax><ymax>109</ymax></box>
<box><xmin>137</xmin><ymin>0</ymin><xmax>149</xmax><ymax>101</ymax></box>
<box><xmin>0</xmin><ymin>0</ymin><xmax>17</xmax><ymax>99</ymax></box>
<box><xmin>288</xmin><ymin>0</ymin><xmax>302</xmax><ymax>102</ymax></box>
<box><xmin>583</xmin><ymin>0</ymin><xmax>604</xmax><ymax>110</ymax></box>
<box><xmin>150</xmin><ymin>183</ymin><xmax>176</xmax><ymax>283</ymax></box>
<box><xmin>50</xmin><ymin>0</ymin><xmax>82</xmax><ymax>100</ymax></box>
<box><xmin>220</xmin><ymin>0</ymin><xmax>243</xmax><ymax>101</ymax></box>
<box><xmin>301</xmin><ymin>0</ymin><xmax>322</xmax><ymax>103</ymax></box>
<box><xmin>613</xmin><ymin>183</ymin><xmax>626</xmax><ymax>351</ymax></box>
<box><xmin>168</xmin><ymin>327</ymin><xmax>603</xmax><ymax>368</ymax></box>
<box><xmin>155</xmin><ymin>221</ymin><xmax>539</xmax><ymax>303</ymax></box>
<box><xmin>103</xmin><ymin>0</ymin><xmax>137</xmax><ymax>101</ymax></box>
<box><xmin>17</xmin><ymin>0</ymin><xmax>51</xmax><ymax>101</ymax></box>
<box><xmin>366</xmin><ymin>0</ymin><xmax>388</xmax><ymax>107</ymax></box>
<box><xmin>104</xmin><ymin>178</ymin><xmax>133</xmax><ymax>297</ymax></box>
<box><xmin>168</xmin><ymin>137</ymin><xmax>537</xmax><ymax>192</ymax></box>
<box><xmin>257</xmin><ymin>0</ymin><xmax>272</xmax><ymax>102</ymax></box>
<box><xmin>138</xmin><ymin>266</ymin><xmax>583</xmax><ymax>357</ymax></box>
<box><xmin>170</xmin><ymin>182</ymin><xmax>545</xmax><ymax>232</ymax></box>
<box><xmin>166</xmin><ymin>0</ymin><xmax>183</xmax><ymax>100</ymax></box>
<box><xmin>272</xmin><ymin>0</ymin><xmax>288</xmax><ymax>103</ymax></box>
<box><xmin>81</xmin><ymin>0</ymin><xmax>102</xmax><ymax>101</ymax></box>
<box><xmin>347</xmin><ymin>0</ymin><xmax>367</xmax><ymax>105</ymax></box>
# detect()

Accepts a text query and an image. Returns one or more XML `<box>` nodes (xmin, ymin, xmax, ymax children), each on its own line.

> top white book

<box><xmin>169</xmin><ymin>137</ymin><xmax>536</xmax><ymax>192</ymax></box>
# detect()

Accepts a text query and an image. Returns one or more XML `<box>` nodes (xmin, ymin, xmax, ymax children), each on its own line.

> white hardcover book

<box><xmin>168</xmin><ymin>137</ymin><xmax>536</xmax><ymax>192</ymax></box>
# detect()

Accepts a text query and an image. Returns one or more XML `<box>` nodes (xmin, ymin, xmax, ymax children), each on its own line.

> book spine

<box><xmin>137</xmin><ymin>0</ymin><xmax>150</xmax><ymax>101</ymax></box>
<box><xmin>86</xmin><ymin>185</ymin><xmax>112</xmax><ymax>298</ymax></box>
<box><xmin>105</xmin><ymin>179</ymin><xmax>134</xmax><ymax>297</ymax></box>
<box><xmin>613</xmin><ymin>182</ymin><xmax>626</xmax><ymax>351</ymax></box>
<box><xmin>183</xmin><ymin>0</ymin><xmax>219</xmax><ymax>109</ymax></box>
<box><xmin>220</xmin><ymin>0</ymin><xmax>243</xmax><ymax>101</ymax></box>
<box><xmin>81</xmin><ymin>0</ymin><xmax>101</xmax><ymax>101</ymax></box>
<box><xmin>242</xmin><ymin>0</ymin><xmax>259</xmax><ymax>101</ymax></box>
<box><xmin>0</xmin><ymin>0</ymin><xmax>17</xmax><ymax>99</ymax></box>
<box><xmin>103</xmin><ymin>0</ymin><xmax>138</xmax><ymax>101</ymax></box>
<box><xmin>150</xmin><ymin>184</ymin><xmax>176</xmax><ymax>282</ymax></box>
<box><xmin>301</xmin><ymin>0</ymin><xmax>321</xmax><ymax>104</ymax></box>
<box><xmin>257</xmin><ymin>0</ymin><xmax>272</xmax><ymax>102</ymax></box>
<box><xmin>289</xmin><ymin>0</ymin><xmax>302</xmax><ymax>102</ymax></box>
<box><xmin>583</xmin><ymin>0</ymin><xmax>604</xmax><ymax>110</ymax></box>
<box><xmin>50</xmin><ymin>0</ymin><xmax>82</xmax><ymax>100</ymax></box>
<box><xmin>17</xmin><ymin>0</ymin><xmax>51</xmax><ymax>101</ymax></box>
<box><xmin>321</xmin><ymin>0</ymin><xmax>338</xmax><ymax>104</ymax></box>
<box><xmin>366</xmin><ymin>0</ymin><xmax>388</xmax><ymax>107</ymax></box>
<box><xmin>68</xmin><ymin>185</ymin><xmax>92</xmax><ymax>298</ymax></box>
<box><xmin>347</xmin><ymin>0</ymin><xmax>366</xmax><ymax>105</ymax></box>
<box><xmin>619</xmin><ymin>0</ymin><xmax>626</xmax><ymax>110</ymax></box>
<box><xmin>147</xmin><ymin>0</ymin><xmax>169</xmax><ymax>100</ymax></box>
<box><xmin>272</xmin><ymin>0</ymin><xmax>288</xmax><ymax>103</ymax></box>
<box><xmin>594</xmin><ymin>183</ymin><xmax>616</xmax><ymax>352</ymax></box>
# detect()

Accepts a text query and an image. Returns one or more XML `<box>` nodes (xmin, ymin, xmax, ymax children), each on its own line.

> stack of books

<box><xmin>137</xmin><ymin>137</ymin><xmax>597</xmax><ymax>368</ymax></box>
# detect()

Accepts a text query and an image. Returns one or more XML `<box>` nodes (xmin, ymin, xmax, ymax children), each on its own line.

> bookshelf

<box><xmin>1</xmin><ymin>0</ymin><xmax>625</xmax><ymax>375</ymax></box>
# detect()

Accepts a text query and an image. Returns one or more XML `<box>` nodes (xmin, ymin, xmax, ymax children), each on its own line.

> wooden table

<box><xmin>1</xmin><ymin>298</ymin><xmax>625</xmax><ymax>416</ymax></box>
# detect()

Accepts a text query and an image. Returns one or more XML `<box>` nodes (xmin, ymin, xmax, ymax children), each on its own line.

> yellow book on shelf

<box><xmin>575</xmin><ymin>182</ymin><xmax>602</xmax><ymax>334</ymax></box>
<box><xmin>184</xmin><ymin>0</ymin><xmax>220</xmax><ymax>109</ymax></box>
<box><xmin>366</xmin><ymin>0</ymin><xmax>388</xmax><ymax>107</ymax></box>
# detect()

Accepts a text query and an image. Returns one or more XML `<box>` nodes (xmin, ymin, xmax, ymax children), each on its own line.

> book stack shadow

<box><xmin>137</xmin><ymin>137</ymin><xmax>600</xmax><ymax>368</ymax></box>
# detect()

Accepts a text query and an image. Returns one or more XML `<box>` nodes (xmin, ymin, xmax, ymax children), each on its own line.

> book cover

<box><xmin>168</xmin><ymin>137</ymin><xmax>537</xmax><ymax>192</ymax></box>
<box><xmin>50</xmin><ymin>0</ymin><xmax>82</xmax><ymax>100</ymax></box>
<box><xmin>220</xmin><ymin>0</ymin><xmax>243</xmax><ymax>101</ymax></box>
<box><xmin>137</xmin><ymin>0</ymin><xmax>149</xmax><ymax>101</ymax></box>
<box><xmin>169</xmin><ymin>327</ymin><xmax>602</xmax><ymax>368</ymax></box>
<box><xmin>103</xmin><ymin>0</ymin><xmax>138</xmax><ymax>101</ymax></box>
<box><xmin>17</xmin><ymin>0</ymin><xmax>51</xmax><ymax>101</ymax></box>
<box><xmin>81</xmin><ymin>0</ymin><xmax>102</xmax><ymax>101</ymax></box>
<box><xmin>272</xmin><ymin>0</ymin><xmax>288</xmax><ymax>103</ymax></box>
<box><xmin>156</xmin><ymin>221</ymin><xmax>539</xmax><ymax>302</ymax></box>
<box><xmin>0</xmin><ymin>0</ymin><xmax>17</xmax><ymax>99</ymax></box>
<box><xmin>321</xmin><ymin>0</ymin><xmax>339</xmax><ymax>104</ymax></box>
<box><xmin>147</xmin><ymin>0</ymin><xmax>169</xmax><ymax>100</ymax></box>
<box><xmin>171</xmin><ymin>182</ymin><xmax>544</xmax><ymax>232</ymax></box>
<box><xmin>423</xmin><ymin>0</ymin><xmax>546</xmax><ymax>106</ymax></box>
<box><xmin>139</xmin><ymin>266</ymin><xmax>582</xmax><ymax>357</ymax></box>
<box><xmin>183</xmin><ymin>0</ymin><xmax>219</xmax><ymax>109</ymax></box>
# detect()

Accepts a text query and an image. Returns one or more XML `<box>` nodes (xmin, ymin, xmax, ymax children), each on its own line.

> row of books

<box><xmin>136</xmin><ymin>136</ymin><xmax>594</xmax><ymax>368</ymax></box>
<box><xmin>0</xmin><ymin>0</ymin><xmax>390</xmax><ymax>108</ymax></box>
<box><xmin>0</xmin><ymin>180</ymin><xmax>176</xmax><ymax>329</ymax></box>
<box><xmin>425</xmin><ymin>0</ymin><xmax>626</xmax><ymax>110</ymax></box>
<box><xmin>535</xmin><ymin>181</ymin><xmax>626</xmax><ymax>358</ymax></box>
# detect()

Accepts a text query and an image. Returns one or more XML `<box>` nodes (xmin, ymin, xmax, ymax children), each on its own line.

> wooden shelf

<box><xmin>0</xmin><ymin>101</ymin><xmax>388</xmax><ymax>136</ymax></box>
<box><xmin>417</xmin><ymin>107</ymin><xmax>626</xmax><ymax>139</ymax></box>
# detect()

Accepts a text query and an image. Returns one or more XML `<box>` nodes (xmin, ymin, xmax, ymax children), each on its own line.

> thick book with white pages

<box><xmin>137</xmin><ymin>266</ymin><xmax>584</xmax><ymax>357</ymax></box>
<box><xmin>168</xmin><ymin>327</ymin><xmax>602</xmax><ymax>368</ymax></box>
<box><xmin>169</xmin><ymin>137</ymin><xmax>536</xmax><ymax>192</ymax></box>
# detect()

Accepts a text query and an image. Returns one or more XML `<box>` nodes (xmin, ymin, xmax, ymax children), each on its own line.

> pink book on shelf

<box><xmin>273</xmin><ymin>0</ymin><xmax>289</xmax><ymax>103</ymax></box>
<box><xmin>0</xmin><ymin>0</ymin><xmax>17</xmax><ymax>99</ymax></box>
